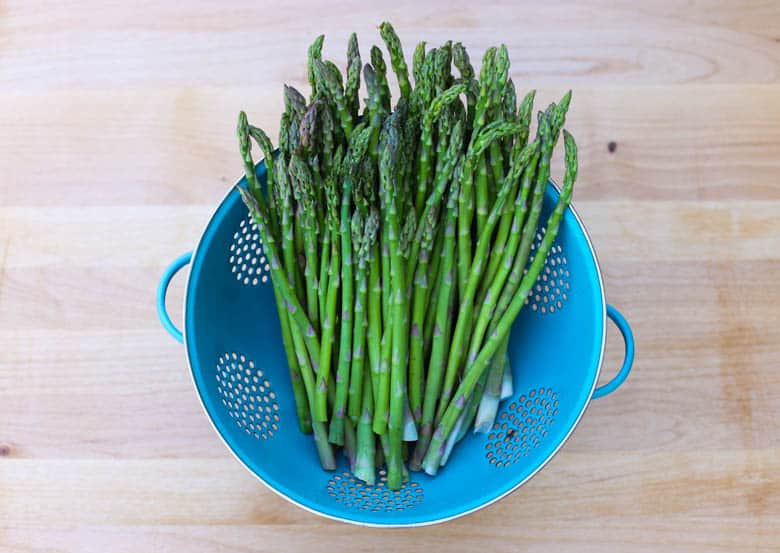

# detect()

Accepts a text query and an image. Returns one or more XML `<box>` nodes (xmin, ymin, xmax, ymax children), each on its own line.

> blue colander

<box><xmin>157</xmin><ymin>161</ymin><xmax>634</xmax><ymax>526</ymax></box>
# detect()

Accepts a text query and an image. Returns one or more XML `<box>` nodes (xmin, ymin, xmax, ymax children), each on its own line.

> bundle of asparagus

<box><xmin>236</xmin><ymin>22</ymin><xmax>578</xmax><ymax>490</ymax></box>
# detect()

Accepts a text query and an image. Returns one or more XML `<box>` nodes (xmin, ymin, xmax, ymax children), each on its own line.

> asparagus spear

<box><xmin>329</xmin><ymin>126</ymin><xmax>372</xmax><ymax>445</ymax></box>
<box><xmin>477</xmin><ymin>90</ymin><xmax>536</xmax><ymax>301</ymax></box>
<box><xmin>474</xmin><ymin>343</ymin><xmax>505</xmax><ymax>432</ymax></box>
<box><xmin>414</xmin><ymin>83</ymin><xmax>468</xmax><ymax>221</ymax></box>
<box><xmin>410</xmin><ymin>181</ymin><xmax>459</xmax><ymax>470</ymax></box>
<box><xmin>289</xmin><ymin>154</ymin><xmax>320</xmax><ymax>332</ymax></box>
<box><xmin>314</xmin><ymin>169</ymin><xmax>342</xmax><ymax>421</ymax></box>
<box><xmin>307</xmin><ymin>35</ymin><xmax>325</xmax><ymax>100</ymax></box>
<box><xmin>313</xmin><ymin>59</ymin><xmax>354</xmax><ymax>138</ymax></box>
<box><xmin>237</xmin><ymin>117</ymin><xmax>321</xmax><ymax>365</ymax></box>
<box><xmin>236</xmin><ymin>144</ymin><xmax>334</xmax><ymax>467</ymax></box>
<box><xmin>379</xmin><ymin>21</ymin><xmax>411</xmax><ymax>99</ymax></box>
<box><xmin>439</xmin><ymin>121</ymin><xmax>523</xmax><ymax>423</ymax></box>
<box><xmin>441</xmin><ymin>371</ymin><xmax>487</xmax><ymax>466</ymax></box>
<box><xmin>236</xmin><ymin>27</ymin><xmax>583</xmax><ymax>483</ymax></box>
<box><xmin>408</xmin><ymin>204</ymin><xmax>438</xmax><ymax>422</ymax></box>
<box><xmin>348</xmin><ymin>210</ymin><xmax>378</xmax><ymax>422</ymax></box>
<box><xmin>378</xmin><ymin>115</ymin><xmax>408</xmax><ymax>490</ymax></box>
<box><xmin>422</xmin><ymin>129</ymin><xmax>578</xmax><ymax>474</ymax></box>
<box><xmin>345</xmin><ymin>33</ymin><xmax>362</xmax><ymax>119</ymax></box>
<box><xmin>353</xmin><ymin>364</ymin><xmax>376</xmax><ymax>485</ymax></box>
<box><xmin>370</xmin><ymin>45</ymin><xmax>391</xmax><ymax>112</ymax></box>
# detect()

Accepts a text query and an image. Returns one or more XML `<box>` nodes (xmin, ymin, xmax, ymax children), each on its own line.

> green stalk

<box><xmin>347</xmin><ymin>211</ymin><xmax>367</xmax><ymax>424</ymax></box>
<box><xmin>328</xmin><ymin>174</ymin><xmax>356</xmax><ymax>445</ymax></box>
<box><xmin>373</xmin><ymin>303</ymin><xmax>392</xmax><ymax>434</ymax></box>
<box><xmin>370</xmin><ymin>45</ymin><xmax>391</xmax><ymax>112</ymax></box>
<box><xmin>379</xmin><ymin>118</ymin><xmax>407</xmax><ymax>490</ymax></box>
<box><xmin>475</xmin><ymin>154</ymin><xmax>490</xmax><ymax>232</ymax></box>
<box><xmin>468</xmin><ymin>141</ymin><xmax>541</xmax><ymax>359</ymax></box>
<box><xmin>313</xmin><ymin>59</ymin><xmax>353</xmax><ymax>138</ymax></box>
<box><xmin>237</xmin><ymin>126</ymin><xmax>321</xmax><ymax>368</ymax></box>
<box><xmin>455</xmin><ymin>115</ymin><xmax>521</xmax><ymax>300</ymax></box>
<box><xmin>307</xmin><ymin>35</ymin><xmax>325</xmax><ymax>101</ymax></box>
<box><xmin>313</xmin><ymin>170</ymin><xmax>342</xmax><ymax>421</ymax></box>
<box><xmin>329</xmin><ymin>125</ymin><xmax>372</xmax><ymax>443</ymax></box>
<box><xmin>492</xmin><ymin>111</ymin><xmax>557</xmax><ymax>327</ymax></box>
<box><xmin>316</xmin><ymin>241</ymin><xmax>340</xmax><ymax>421</ymax></box>
<box><xmin>289</xmin><ymin>315</ymin><xmax>335</xmax><ymax>468</ymax></box>
<box><xmin>408</xmin><ymin>206</ymin><xmax>437</xmax><ymax>422</ymax></box>
<box><xmin>477</xmin><ymin>96</ymin><xmax>536</xmax><ymax>304</ymax></box>
<box><xmin>271</xmin><ymin>282</ymin><xmax>311</xmax><ymax>434</ymax></box>
<box><xmin>439</xmin><ymin>122</ymin><xmax>523</xmax><ymax>422</ymax></box>
<box><xmin>238</xmin><ymin>185</ymin><xmax>334</xmax><ymax>468</ymax></box>
<box><xmin>441</xmin><ymin>370</ymin><xmax>487</xmax><ymax>465</ymax></box>
<box><xmin>410</xmin><ymin>182</ymin><xmax>458</xmax><ymax>470</ymax></box>
<box><xmin>289</xmin><ymin>154</ymin><xmax>320</xmax><ymax>332</ymax></box>
<box><xmin>366</xmin><ymin>239</ymin><xmax>382</xmax><ymax>399</ymax></box>
<box><xmin>414</xmin><ymin>84</ymin><xmax>467</xmax><ymax>219</ymax></box>
<box><xmin>318</xmin><ymin>226</ymin><xmax>331</xmax><ymax>324</ymax></box>
<box><xmin>422</xmin><ymin>129</ymin><xmax>577</xmax><ymax>475</ymax></box>
<box><xmin>422</xmin><ymin>220</ymin><xmax>446</xmax><ymax>357</ymax></box>
<box><xmin>407</xmin><ymin>118</ymin><xmax>464</xmax><ymax>285</ymax></box>
<box><xmin>348</xmin><ymin>211</ymin><xmax>378</xmax><ymax>422</ymax></box>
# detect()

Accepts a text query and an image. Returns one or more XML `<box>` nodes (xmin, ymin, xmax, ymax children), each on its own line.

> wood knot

<box><xmin>0</xmin><ymin>443</ymin><xmax>11</xmax><ymax>457</ymax></box>
<box><xmin>607</xmin><ymin>141</ymin><xmax>617</xmax><ymax>154</ymax></box>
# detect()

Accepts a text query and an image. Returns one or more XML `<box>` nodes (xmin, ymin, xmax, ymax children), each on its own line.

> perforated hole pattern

<box><xmin>326</xmin><ymin>469</ymin><xmax>424</xmax><ymax>511</ymax></box>
<box><xmin>229</xmin><ymin>218</ymin><xmax>270</xmax><ymax>286</ymax></box>
<box><xmin>524</xmin><ymin>228</ymin><xmax>570</xmax><ymax>314</ymax></box>
<box><xmin>216</xmin><ymin>352</ymin><xmax>280</xmax><ymax>440</ymax></box>
<box><xmin>485</xmin><ymin>387</ymin><xmax>558</xmax><ymax>468</ymax></box>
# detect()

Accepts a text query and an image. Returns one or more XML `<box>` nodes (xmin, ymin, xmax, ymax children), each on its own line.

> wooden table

<box><xmin>1</xmin><ymin>2</ymin><xmax>778</xmax><ymax>551</ymax></box>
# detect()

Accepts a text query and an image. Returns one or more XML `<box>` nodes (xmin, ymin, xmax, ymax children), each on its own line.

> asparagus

<box><xmin>307</xmin><ymin>35</ymin><xmax>325</xmax><ymax>100</ymax></box>
<box><xmin>379</xmin><ymin>22</ymin><xmax>411</xmax><ymax>99</ymax></box>
<box><xmin>474</xmin><ymin>344</ymin><xmax>505</xmax><ymax>432</ymax></box>
<box><xmin>345</xmin><ymin>33</ymin><xmax>362</xmax><ymax>119</ymax></box>
<box><xmin>348</xmin><ymin>211</ymin><xmax>378</xmax><ymax>422</ymax></box>
<box><xmin>441</xmin><ymin>371</ymin><xmax>487</xmax><ymax>466</ymax></box>
<box><xmin>477</xmin><ymin>90</ymin><xmax>536</xmax><ymax>301</ymax></box>
<box><xmin>410</xmin><ymin>181</ymin><xmax>459</xmax><ymax>470</ymax></box>
<box><xmin>235</xmin><ymin>25</ymin><xmax>581</xmax><ymax>487</ymax></box>
<box><xmin>329</xmin><ymin>126</ymin><xmax>372</xmax><ymax>445</ymax></box>
<box><xmin>422</xmin><ymin>129</ymin><xmax>578</xmax><ymax>474</ymax></box>
<box><xmin>437</xmin><ymin>122</ymin><xmax>523</xmax><ymax>423</ymax></box>
<box><xmin>379</xmin><ymin>117</ymin><xmax>408</xmax><ymax>490</ymax></box>
<box><xmin>289</xmin><ymin>154</ymin><xmax>320</xmax><ymax>332</ymax></box>
<box><xmin>408</xmin><ymin>205</ymin><xmax>438</xmax><ymax>422</ymax></box>
<box><xmin>370</xmin><ymin>45</ymin><xmax>391</xmax><ymax>112</ymax></box>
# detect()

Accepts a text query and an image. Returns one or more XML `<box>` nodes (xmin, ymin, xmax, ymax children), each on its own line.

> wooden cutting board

<box><xmin>0</xmin><ymin>1</ymin><xmax>778</xmax><ymax>551</ymax></box>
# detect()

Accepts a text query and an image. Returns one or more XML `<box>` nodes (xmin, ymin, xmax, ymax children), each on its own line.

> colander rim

<box><xmin>180</xmin><ymin>168</ymin><xmax>606</xmax><ymax>527</ymax></box>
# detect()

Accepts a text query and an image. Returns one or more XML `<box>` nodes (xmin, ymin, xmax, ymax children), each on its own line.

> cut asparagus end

<box><xmin>500</xmin><ymin>360</ymin><xmax>514</xmax><ymax>400</ymax></box>
<box><xmin>353</xmin><ymin>457</ymin><xmax>376</xmax><ymax>486</ymax></box>
<box><xmin>440</xmin><ymin>408</ymin><xmax>468</xmax><ymax>467</ymax></box>
<box><xmin>403</xmin><ymin>398</ymin><xmax>419</xmax><ymax>441</ymax></box>
<box><xmin>474</xmin><ymin>393</ymin><xmax>500</xmax><ymax>433</ymax></box>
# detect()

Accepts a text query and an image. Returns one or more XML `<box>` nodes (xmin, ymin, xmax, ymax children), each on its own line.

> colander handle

<box><xmin>156</xmin><ymin>251</ymin><xmax>192</xmax><ymax>343</ymax></box>
<box><xmin>592</xmin><ymin>305</ymin><xmax>634</xmax><ymax>399</ymax></box>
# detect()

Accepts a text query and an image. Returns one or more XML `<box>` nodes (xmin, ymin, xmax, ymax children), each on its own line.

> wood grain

<box><xmin>0</xmin><ymin>1</ymin><xmax>779</xmax><ymax>551</ymax></box>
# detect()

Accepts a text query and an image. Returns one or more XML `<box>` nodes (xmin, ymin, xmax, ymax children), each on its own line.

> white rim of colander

<box><xmin>180</xmin><ymin>177</ymin><xmax>606</xmax><ymax>528</ymax></box>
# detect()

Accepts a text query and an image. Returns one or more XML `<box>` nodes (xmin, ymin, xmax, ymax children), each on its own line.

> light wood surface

<box><xmin>1</xmin><ymin>1</ymin><xmax>779</xmax><ymax>551</ymax></box>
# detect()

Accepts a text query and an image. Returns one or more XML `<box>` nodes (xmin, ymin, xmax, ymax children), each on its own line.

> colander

<box><xmin>156</xmin><ymin>160</ymin><xmax>634</xmax><ymax>526</ymax></box>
